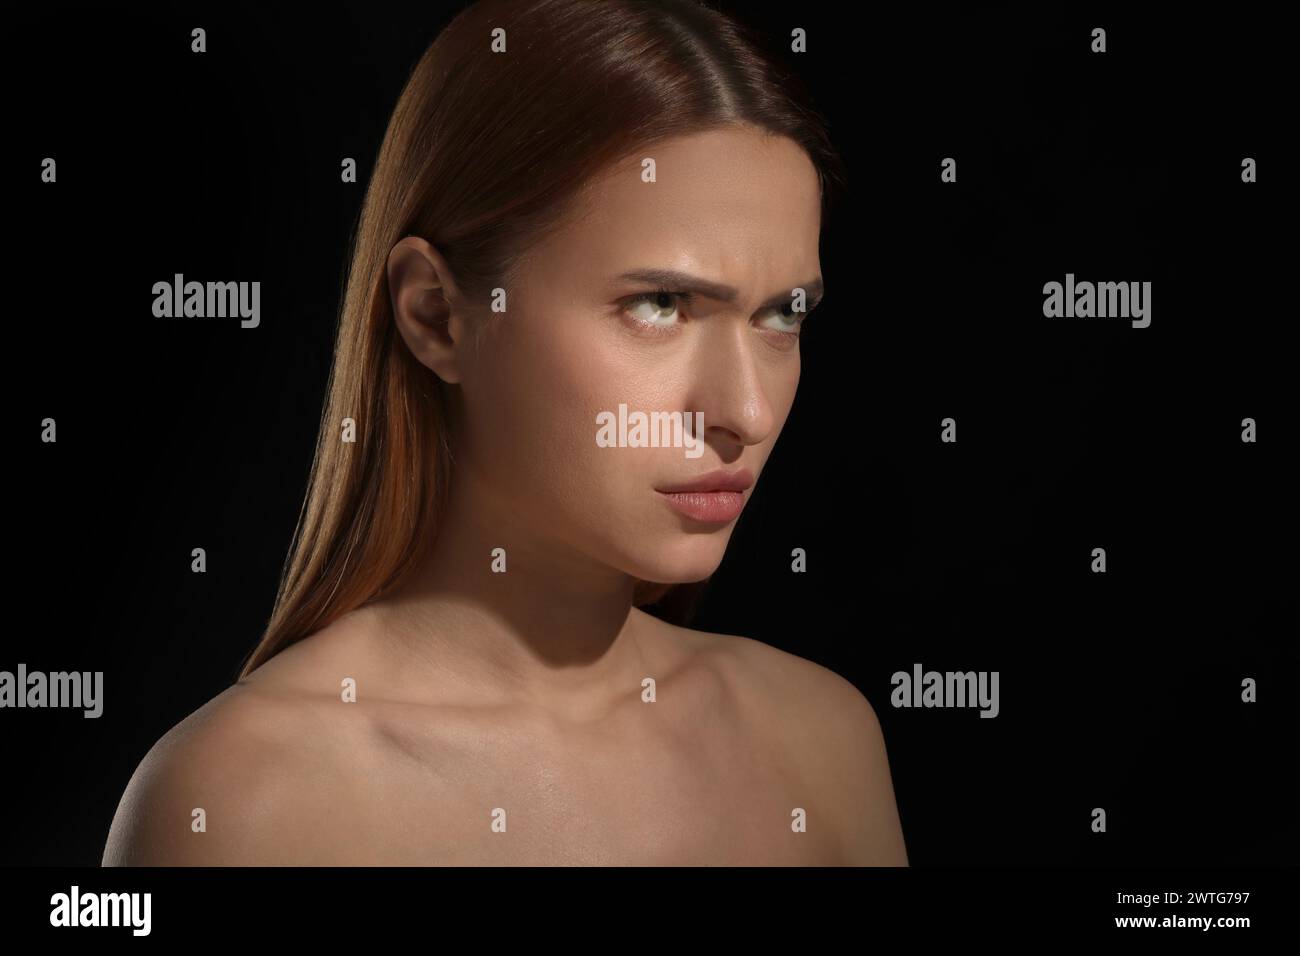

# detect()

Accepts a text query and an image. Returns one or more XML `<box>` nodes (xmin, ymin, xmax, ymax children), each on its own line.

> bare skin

<box><xmin>102</xmin><ymin>605</ymin><xmax>907</xmax><ymax>865</ymax></box>
<box><xmin>102</xmin><ymin>126</ymin><xmax>909</xmax><ymax>865</ymax></box>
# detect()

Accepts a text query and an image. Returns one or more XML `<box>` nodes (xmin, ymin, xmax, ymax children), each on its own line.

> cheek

<box><xmin>459</xmin><ymin>313</ymin><xmax>642</xmax><ymax>511</ymax></box>
<box><xmin>772</xmin><ymin>361</ymin><xmax>800</xmax><ymax>428</ymax></box>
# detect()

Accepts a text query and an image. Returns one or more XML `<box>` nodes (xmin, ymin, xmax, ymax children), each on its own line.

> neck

<box><xmin>369</xmin><ymin>465</ymin><xmax>656</xmax><ymax>720</ymax></box>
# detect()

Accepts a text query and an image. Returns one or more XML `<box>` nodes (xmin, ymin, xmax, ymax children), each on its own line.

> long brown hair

<box><xmin>237</xmin><ymin>0</ymin><xmax>845</xmax><ymax>679</ymax></box>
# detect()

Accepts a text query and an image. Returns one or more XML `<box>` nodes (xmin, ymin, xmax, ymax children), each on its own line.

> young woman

<box><xmin>103</xmin><ymin>0</ymin><xmax>908</xmax><ymax>866</ymax></box>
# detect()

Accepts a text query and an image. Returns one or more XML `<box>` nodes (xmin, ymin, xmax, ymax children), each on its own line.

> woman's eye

<box><xmin>625</xmin><ymin>291</ymin><xmax>683</xmax><ymax>329</ymax></box>
<box><xmin>621</xmin><ymin>291</ymin><xmax>808</xmax><ymax>342</ymax></box>
<box><xmin>756</xmin><ymin>303</ymin><xmax>803</xmax><ymax>335</ymax></box>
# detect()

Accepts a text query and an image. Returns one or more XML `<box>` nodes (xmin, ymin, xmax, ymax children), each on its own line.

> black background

<box><xmin>6</xmin><ymin>1</ymin><xmax>1295</xmax><ymax>871</ymax></box>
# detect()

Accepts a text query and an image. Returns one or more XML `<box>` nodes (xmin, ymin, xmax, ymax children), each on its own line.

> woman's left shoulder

<box><xmin>670</xmin><ymin>624</ymin><xmax>909</xmax><ymax>864</ymax></box>
<box><xmin>679</xmin><ymin>626</ymin><xmax>883</xmax><ymax>729</ymax></box>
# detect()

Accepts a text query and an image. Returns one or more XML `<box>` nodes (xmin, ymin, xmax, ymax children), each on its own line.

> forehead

<box><xmin>530</xmin><ymin>126</ymin><xmax>823</xmax><ymax>289</ymax></box>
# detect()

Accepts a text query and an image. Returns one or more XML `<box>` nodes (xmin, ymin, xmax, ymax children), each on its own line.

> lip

<box><xmin>654</xmin><ymin>468</ymin><xmax>754</xmax><ymax>494</ymax></box>
<box><xmin>654</xmin><ymin>468</ymin><xmax>754</xmax><ymax>524</ymax></box>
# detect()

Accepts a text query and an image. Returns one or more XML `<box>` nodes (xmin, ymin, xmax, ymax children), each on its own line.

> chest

<box><xmin>352</xmin><ymin>709</ymin><xmax>843</xmax><ymax>865</ymax></box>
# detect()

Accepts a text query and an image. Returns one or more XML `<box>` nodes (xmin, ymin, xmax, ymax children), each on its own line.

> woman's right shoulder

<box><xmin>101</xmin><ymin>661</ymin><xmax>361</xmax><ymax>866</ymax></box>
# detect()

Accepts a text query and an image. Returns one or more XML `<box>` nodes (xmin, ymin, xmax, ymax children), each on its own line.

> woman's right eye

<box><xmin>622</xmin><ymin>291</ymin><xmax>687</xmax><ymax>337</ymax></box>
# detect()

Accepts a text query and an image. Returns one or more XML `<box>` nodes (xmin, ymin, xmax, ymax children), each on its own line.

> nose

<box><xmin>685</xmin><ymin>320</ymin><xmax>781</xmax><ymax>450</ymax></box>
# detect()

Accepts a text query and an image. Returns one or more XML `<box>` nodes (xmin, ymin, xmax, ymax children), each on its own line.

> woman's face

<box><xmin>451</xmin><ymin>125</ymin><xmax>824</xmax><ymax>586</ymax></box>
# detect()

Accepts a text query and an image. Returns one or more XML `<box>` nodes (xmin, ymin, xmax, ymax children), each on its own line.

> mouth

<box><xmin>656</xmin><ymin>490</ymin><xmax>746</xmax><ymax>523</ymax></box>
<box><xmin>654</xmin><ymin>468</ymin><xmax>754</xmax><ymax>524</ymax></box>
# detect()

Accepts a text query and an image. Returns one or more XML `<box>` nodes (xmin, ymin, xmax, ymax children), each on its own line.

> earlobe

<box><xmin>386</xmin><ymin>236</ymin><xmax>464</xmax><ymax>384</ymax></box>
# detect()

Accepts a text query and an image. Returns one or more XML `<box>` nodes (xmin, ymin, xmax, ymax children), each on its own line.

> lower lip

<box><xmin>657</xmin><ymin>491</ymin><xmax>745</xmax><ymax>523</ymax></box>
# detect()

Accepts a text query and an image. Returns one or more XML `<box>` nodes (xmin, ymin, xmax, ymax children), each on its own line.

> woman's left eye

<box><xmin>755</xmin><ymin>303</ymin><xmax>803</xmax><ymax>335</ymax></box>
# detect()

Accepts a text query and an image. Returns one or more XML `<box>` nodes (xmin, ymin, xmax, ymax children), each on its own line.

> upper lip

<box><xmin>656</xmin><ymin>467</ymin><xmax>754</xmax><ymax>494</ymax></box>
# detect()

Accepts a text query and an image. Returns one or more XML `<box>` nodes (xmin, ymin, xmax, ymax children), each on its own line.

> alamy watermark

<box><xmin>152</xmin><ymin>273</ymin><xmax>260</xmax><ymax>328</ymax></box>
<box><xmin>891</xmin><ymin>663</ymin><xmax>999</xmax><ymax>718</ymax></box>
<box><xmin>1043</xmin><ymin>273</ymin><xmax>1151</xmax><ymax>328</ymax></box>
<box><xmin>50</xmin><ymin>886</ymin><xmax>150</xmax><ymax>936</ymax></box>
<box><xmin>596</xmin><ymin>403</ymin><xmax>704</xmax><ymax>458</ymax></box>
<box><xmin>0</xmin><ymin>664</ymin><xmax>103</xmax><ymax>718</ymax></box>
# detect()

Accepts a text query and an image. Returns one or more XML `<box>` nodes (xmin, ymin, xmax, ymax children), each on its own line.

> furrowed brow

<box><xmin>618</xmin><ymin>269</ymin><xmax>824</xmax><ymax>311</ymax></box>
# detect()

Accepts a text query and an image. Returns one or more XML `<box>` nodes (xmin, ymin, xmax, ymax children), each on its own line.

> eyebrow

<box><xmin>617</xmin><ymin>268</ymin><xmax>825</xmax><ymax>311</ymax></box>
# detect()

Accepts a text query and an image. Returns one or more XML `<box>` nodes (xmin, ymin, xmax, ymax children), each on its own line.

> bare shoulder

<box><xmin>661</xmin><ymin>621</ymin><xmax>880</xmax><ymax>735</ymax></box>
<box><xmin>102</xmin><ymin>628</ymin><xmax>379</xmax><ymax>866</ymax></box>
<box><xmin>665</xmin><ymin>621</ymin><xmax>910</xmax><ymax>865</ymax></box>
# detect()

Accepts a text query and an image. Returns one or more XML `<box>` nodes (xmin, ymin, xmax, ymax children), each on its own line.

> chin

<box><xmin>626</xmin><ymin>533</ymin><xmax>732</xmax><ymax>584</ymax></box>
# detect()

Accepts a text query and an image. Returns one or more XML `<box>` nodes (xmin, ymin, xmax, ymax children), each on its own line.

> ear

<box><xmin>386</xmin><ymin>236</ymin><xmax>467</xmax><ymax>384</ymax></box>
